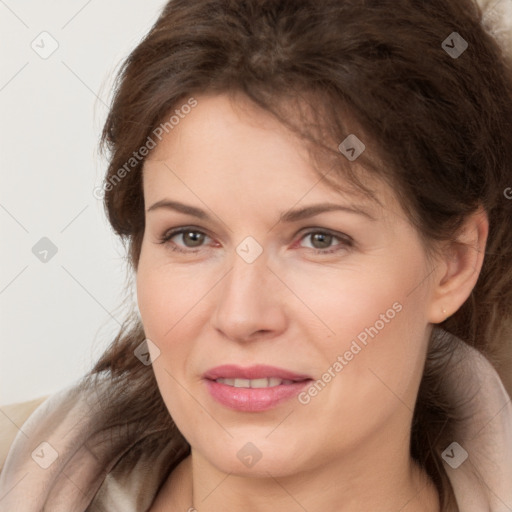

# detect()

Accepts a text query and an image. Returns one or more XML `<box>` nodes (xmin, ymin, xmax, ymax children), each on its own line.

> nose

<box><xmin>211</xmin><ymin>248</ymin><xmax>288</xmax><ymax>343</ymax></box>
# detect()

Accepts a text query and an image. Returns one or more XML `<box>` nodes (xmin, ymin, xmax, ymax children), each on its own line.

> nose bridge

<box><xmin>222</xmin><ymin>247</ymin><xmax>269</xmax><ymax>313</ymax></box>
<box><xmin>212</xmin><ymin>243</ymin><xmax>285</xmax><ymax>340</ymax></box>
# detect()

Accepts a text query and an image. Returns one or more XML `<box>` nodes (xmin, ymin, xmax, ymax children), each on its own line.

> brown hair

<box><xmin>82</xmin><ymin>0</ymin><xmax>512</xmax><ymax>509</ymax></box>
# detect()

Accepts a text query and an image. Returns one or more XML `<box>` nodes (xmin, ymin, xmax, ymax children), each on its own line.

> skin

<box><xmin>136</xmin><ymin>92</ymin><xmax>488</xmax><ymax>512</ymax></box>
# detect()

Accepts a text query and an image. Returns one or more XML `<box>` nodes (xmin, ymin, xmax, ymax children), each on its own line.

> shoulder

<box><xmin>0</xmin><ymin>395</ymin><xmax>49</xmax><ymax>473</ymax></box>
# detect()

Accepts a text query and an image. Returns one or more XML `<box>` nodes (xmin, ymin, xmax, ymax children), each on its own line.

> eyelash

<box><xmin>156</xmin><ymin>226</ymin><xmax>354</xmax><ymax>255</ymax></box>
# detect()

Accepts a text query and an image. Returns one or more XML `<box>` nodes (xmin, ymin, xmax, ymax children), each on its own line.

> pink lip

<box><xmin>202</xmin><ymin>364</ymin><xmax>312</xmax><ymax>381</ymax></box>
<box><xmin>202</xmin><ymin>365</ymin><xmax>313</xmax><ymax>412</ymax></box>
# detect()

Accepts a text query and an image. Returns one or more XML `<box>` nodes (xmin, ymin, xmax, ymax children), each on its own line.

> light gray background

<box><xmin>0</xmin><ymin>1</ymin><xmax>167</xmax><ymax>405</ymax></box>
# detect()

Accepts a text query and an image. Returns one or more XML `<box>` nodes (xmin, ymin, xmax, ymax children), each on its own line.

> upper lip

<box><xmin>203</xmin><ymin>364</ymin><xmax>312</xmax><ymax>381</ymax></box>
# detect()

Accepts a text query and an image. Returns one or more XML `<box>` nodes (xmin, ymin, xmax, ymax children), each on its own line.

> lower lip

<box><xmin>204</xmin><ymin>379</ymin><xmax>312</xmax><ymax>412</ymax></box>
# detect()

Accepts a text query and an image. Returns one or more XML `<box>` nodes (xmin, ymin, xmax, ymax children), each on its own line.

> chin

<box><xmin>196</xmin><ymin>439</ymin><xmax>308</xmax><ymax>478</ymax></box>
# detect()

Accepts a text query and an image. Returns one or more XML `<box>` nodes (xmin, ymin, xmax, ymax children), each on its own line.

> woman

<box><xmin>1</xmin><ymin>0</ymin><xmax>511</xmax><ymax>510</ymax></box>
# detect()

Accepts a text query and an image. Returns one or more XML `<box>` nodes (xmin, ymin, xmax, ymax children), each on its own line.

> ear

<box><xmin>427</xmin><ymin>206</ymin><xmax>489</xmax><ymax>324</ymax></box>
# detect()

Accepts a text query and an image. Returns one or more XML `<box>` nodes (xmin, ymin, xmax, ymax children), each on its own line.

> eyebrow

<box><xmin>146</xmin><ymin>199</ymin><xmax>376</xmax><ymax>222</ymax></box>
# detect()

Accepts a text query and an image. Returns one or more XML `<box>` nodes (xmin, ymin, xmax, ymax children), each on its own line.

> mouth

<box><xmin>203</xmin><ymin>364</ymin><xmax>312</xmax><ymax>382</ymax></box>
<box><xmin>213</xmin><ymin>377</ymin><xmax>301</xmax><ymax>388</ymax></box>
<box><xmin>202</xmin><ymin>365</ymin><xmax>313</xmax><ymax>412</ymax></box>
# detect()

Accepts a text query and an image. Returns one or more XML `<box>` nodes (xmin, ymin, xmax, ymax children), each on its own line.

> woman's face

<box><xmin>136</xmin><ymin>92</ymin><xmax>437</xmax><ymax>477</ymax></box>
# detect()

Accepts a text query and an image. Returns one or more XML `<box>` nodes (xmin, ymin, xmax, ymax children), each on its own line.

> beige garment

<box><xmin>479</xmin><ymin>0</ymin><xmax>512</xmax><ymax>58</ymax></box>
<box><xmin>0</xmin><ymin>331</ymin><xmax>511</xmax><ymax>511</ymax></box>
<box><xmin>0</xmin><ymin>375</ymin><xmax>189</xmax><ymax>512</ymax></box>
<box><xmin>0</xmin><ymin>396</ymin><xmax>49</xmax><ymax>473</ymax></box>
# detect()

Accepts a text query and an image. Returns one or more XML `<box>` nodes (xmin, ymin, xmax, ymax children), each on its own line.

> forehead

<box><xmin>142</xmin><ymin>93</ymin><xmax>394</xmax><ymax>214</ymax></box>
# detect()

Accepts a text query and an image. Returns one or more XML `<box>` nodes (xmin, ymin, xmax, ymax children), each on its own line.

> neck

<box><xmin>159</xmin><ymin>439</ymin><xmax>440</xmax><ymax>512</ymax></box>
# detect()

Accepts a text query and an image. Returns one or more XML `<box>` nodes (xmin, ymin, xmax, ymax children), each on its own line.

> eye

<box><xmin>157</xmin><ymin>227</ymin><xmax>212</xmax><ymax>253</ymax></box>
<box><xmin>156</xmin><ymin>226</ymin><xmax>354</xmax><ymax>255</ymax></box>
<box><xmin>297</xmin><ymin>229</ymin><xmax>354</xmax><ymax>254</ymax></box>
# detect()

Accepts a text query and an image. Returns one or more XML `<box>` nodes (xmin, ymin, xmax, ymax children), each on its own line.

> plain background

<box><xmin>0</xmin><ymin>0</ymin><xmax>168</xmax><ymax>405</ymax></box>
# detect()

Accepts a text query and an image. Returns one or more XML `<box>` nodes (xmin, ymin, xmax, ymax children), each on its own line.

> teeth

<box><xmin>215</xmin><ymin>377</ymin><xmax>295</xmax><ymax>388</ymax></box>
<box><xmin>251</xmin><ymin>378</ymin><xmax>274</xmax><ymax>388</ymax></box>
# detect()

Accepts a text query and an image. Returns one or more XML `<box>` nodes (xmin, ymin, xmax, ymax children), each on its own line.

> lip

<box><xmin>202</xmin><ymin>364</ymin><xmax>312</xmax><ymax>381</ymax></box>
<box><xmin>202</xmin><ymin>365</ymin><xmax>313</xmax><ymax>412</ymax></box>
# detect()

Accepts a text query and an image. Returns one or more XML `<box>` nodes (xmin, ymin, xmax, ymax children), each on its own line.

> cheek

<box><xmin>283</xmin><ymin>248</ymin><xmax>428</xmax><ymax>347</ymax></box>
<box><xmin>287</xmin><ymin>249</ymin><xmax>430</xmax><ymax>405</ymax></box>
<box><xmin>136</xmin><ymin>251</ymin><xmax>204</xmax><ymax>340</ymax></box>
<box><xmin>136</xmin><ymin>260</ymin><xmax>202</xmax><ymax>430</ymax></box>
<box><xmin>135</xmin><ymin>251</ymin><xmax>220</xmax><ymax>385</ymax></box>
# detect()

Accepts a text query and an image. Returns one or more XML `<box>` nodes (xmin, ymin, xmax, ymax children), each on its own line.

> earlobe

<box><xmin>427</xmin><ymin>207</ymin><xmax>489</xmax><ymax>324</ymax></box>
